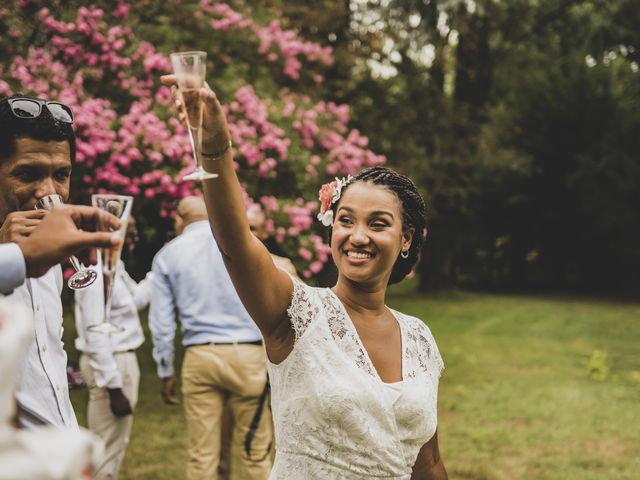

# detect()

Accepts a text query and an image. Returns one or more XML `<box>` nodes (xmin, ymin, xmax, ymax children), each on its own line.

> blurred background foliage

<box><xmin>1</xmin><ymin>0</ymin><xmax>638</xmax><ymax>294</ymax></box>
<box><xmin>285</xmin><ymin>0</ymin><xmax>640</xmax><ymax>294</ymax></box>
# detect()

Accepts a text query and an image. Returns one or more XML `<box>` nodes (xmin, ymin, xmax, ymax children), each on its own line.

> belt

<box><xmin>114</xmin><ymin>348</ymin><xmax>137</xmax><ymax>354</ymax></box>
<box><xmin>187</xmin><ymin>340</ymin><xmax>263</xmax><ymax>348</ymax></box>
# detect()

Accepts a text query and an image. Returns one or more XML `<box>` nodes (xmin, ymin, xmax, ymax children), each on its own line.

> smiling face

<box><xmin>331</xmin><ymin>182</ymin><xmax>414</xmax><ymax>287</ymax></box>
<box><xmin>0</xmin><ymin>138</ymin><xmax>72</xmax><ymax>222</ymax></box>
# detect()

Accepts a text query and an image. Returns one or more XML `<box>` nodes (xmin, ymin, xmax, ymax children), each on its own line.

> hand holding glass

<box><xmin>170</xmin><ymin>51</ymin><xmax>218</xmax><ymax>181</ymax></box>
<box><xmin>34</xmin><ymin>194</ymin><xmax>98</xmax><ymax>290</ymax></box>
<box><xmin>88</xmin><ymin>194</ymin><xmax>133</xmax><ymax>334</ymax></box>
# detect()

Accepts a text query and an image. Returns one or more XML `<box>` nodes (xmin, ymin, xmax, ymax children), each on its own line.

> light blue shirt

<box><xmin>149</xmin><ymin>220</ymin><xmax>261</xmax><ymax>378</ymax></box>
<box><xmin>0</xmin><ymin>242</ymin><xmax>26</xmax><ymax>294</ymax></box>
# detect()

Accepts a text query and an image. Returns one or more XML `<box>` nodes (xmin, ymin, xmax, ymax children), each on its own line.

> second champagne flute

<box><xmin>87</xmin><ymin>194</ymin><xmax>133</xmax><ymax>334</ymax></box>
<box><xmin>170</xmin><ymin>50</ymin><xmax>218</xmax><ymax>181</ymax></box>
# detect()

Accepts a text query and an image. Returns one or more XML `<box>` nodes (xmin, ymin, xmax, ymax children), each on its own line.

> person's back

<box><xmin>149</xmin><ymin>197</ymin><xmax>272</xmax><ymax>480</ymax></box>
<box><xmin>152</xmin><ymin>219</ymin><xmax>260</xmax><ymax>343</ymax></box>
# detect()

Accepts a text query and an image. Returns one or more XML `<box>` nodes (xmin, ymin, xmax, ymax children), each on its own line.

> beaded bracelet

<box><xmin>202</xmin><ymin>139</ymin><xmax>233</xmax><ymax>160</ymax></box>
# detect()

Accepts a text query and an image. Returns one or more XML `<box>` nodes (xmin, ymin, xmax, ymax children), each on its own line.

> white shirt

<box><xmin>149</xmin><ymin>221</ymin><xmax>262</xmax><ymax>379</ymax></box>
<box><xmin>0</xmin><ymin>243</ymin><xmax>26</xmax><ymax>295</ymax></box>
<box><xmin>0</xmin><ymin>297</ymin><xmax>104</xmax><ymax>480</ymax></box>
<box><xmin>7</xmin><ymin>266</ymin><xmax>78</xmax><ymax>429</ymax></box>
<box><xmin>74</xmin><ymin>259</ymin><xmax>151</xmax><ymax>389</ymax></box>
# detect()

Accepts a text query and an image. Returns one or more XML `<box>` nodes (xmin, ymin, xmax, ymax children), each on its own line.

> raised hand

<box><xmin>161</xmin><ymin>376</ymin><xmax>179</xmax><ymax>405</ymax></box>
<box><xmin>107</xmin><ymin>387</ymin><xmax>133</xmax><ymax>417</ymax></box>
<box><xmin>160</xmin><ymin>74</ymin><xmax>231</xmax><ymax>156</ymax></box>
<box><xmin>18</xmin><ymin>204</ymin><xmax>121</xmax><ymax>278</ymax></box>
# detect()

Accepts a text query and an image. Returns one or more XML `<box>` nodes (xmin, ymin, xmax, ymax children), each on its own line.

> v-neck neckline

<box><xmin>327</xmin><ymin>288</ymin><xmax>406</xmax><ymax>385</ymax></box>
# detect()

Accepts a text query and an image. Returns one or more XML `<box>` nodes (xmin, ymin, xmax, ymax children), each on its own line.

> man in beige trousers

<box><xmin>149</xmin><ymin>197</ymin><xmax>272</xmax><ymax>480</ymax></box>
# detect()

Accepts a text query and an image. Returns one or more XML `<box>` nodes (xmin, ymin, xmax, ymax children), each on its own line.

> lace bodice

<box><xmin>267</xmin><ymin>280</ymin><xmax>444</xmax><ymax>479</ymax></box>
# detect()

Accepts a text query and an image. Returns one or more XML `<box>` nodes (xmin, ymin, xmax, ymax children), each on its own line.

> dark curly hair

<box><xmin>331</xmin><ymin>166</ymin><xmax>427</xmax><ymax>285</ymax></box>
<box><xmin>0</xmin><ymin>93</ymin><xmax>76</xmax><ymax>164</ymax></box>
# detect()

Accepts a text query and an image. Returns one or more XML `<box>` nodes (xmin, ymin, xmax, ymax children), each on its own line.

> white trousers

<box><xmin>80</xmin><ymin>351</ymin><xmax>140</xmax><ymax>480</ymax></box>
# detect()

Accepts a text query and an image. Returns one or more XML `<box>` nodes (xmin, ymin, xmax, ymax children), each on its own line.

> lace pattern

<box><xmin>321</xmin><ymin>289</ymin><xmax>376</xmax><ymax>378</ymax></box>
<box><xmin>271</xmin><ymin>282</ymin><xmax>443</xmax><ymax>479</ymax></box>
<box><xmin>286</xmin><ymin>278</ymin><xmax>319</xmax><ymax>341</ymax></box>
<box><xmin>398</xmin><ymin>312</ymin><xmax>444</xmax><ymax>380</ymax></box>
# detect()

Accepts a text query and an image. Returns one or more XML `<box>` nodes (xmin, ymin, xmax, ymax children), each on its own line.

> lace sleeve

<box><xmin>286</xmin><ymin>279</ymin><xmax>319</xmax><ymax>342</ymax></box>
<box><xmin>403</xmin><ymin>314</ymin><xmax>445</xmax><ymax>380</ymax></box>
<box><xmin>421</xmin><ymin>324</ymin><xmax>444</xmax><ymax>379</ymax></box>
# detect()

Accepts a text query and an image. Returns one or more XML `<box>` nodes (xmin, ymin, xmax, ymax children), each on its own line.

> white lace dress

<box><xmin>267</xmin><ymin>280</ymin><xmax>444</xmax><ymax>479</ymax></box>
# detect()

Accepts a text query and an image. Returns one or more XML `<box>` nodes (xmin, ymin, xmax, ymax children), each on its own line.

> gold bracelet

<box><xmin>202</xmin><ymin>140</ymin><xmax>233</xmax><ymax>160</ymax></box>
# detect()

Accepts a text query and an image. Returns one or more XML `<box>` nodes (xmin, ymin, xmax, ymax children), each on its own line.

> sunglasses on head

<box><xmin>7</xmin><ymin>97</ymin><xmax>74</xmax><ymax>124</ymax></box>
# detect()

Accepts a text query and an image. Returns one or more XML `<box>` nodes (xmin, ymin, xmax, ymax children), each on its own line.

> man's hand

<box><xmin>0</xmin><ymin>210</ymin><xmax>46</xmax><ymax>243</ymax></box>
<box><xmin>17</xmin><ymin>205</ymin><xmax>121</xmax><ymax>278</ymax></box>
<box><xmin>107</xmin><ymin>388</ymin><xmax>133</xmax><ymax>417</ymax></box>
<box><xmin>161</xmin><ymin>376</ymin><xmax>179</xmax><ymax>405</ymax></box>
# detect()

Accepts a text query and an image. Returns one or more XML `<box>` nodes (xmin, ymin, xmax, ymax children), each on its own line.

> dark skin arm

<box><xmin>107</xmin><ymin>388</ymin><xmax>133</xmax><ymax>417</ymax></box>
<box><xmin>160</xmin><ymin>75</ymin><xmax>295</xmax><ymax>364</ymax></box>
<box><xmin>411</xmin><ymin>431</ymin><xmax>448</xmax><ymax>480</ymax></box>
<box><xmin>160</xmin><ymin>376</ymin><xmax>179</xmax><ymax>405</ymax></box>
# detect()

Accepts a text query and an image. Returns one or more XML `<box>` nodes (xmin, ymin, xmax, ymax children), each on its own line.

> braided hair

<box><xmin>331</xmin><ymin>166</ymin><xmax>427</xmax><ymax>285</ymax></box>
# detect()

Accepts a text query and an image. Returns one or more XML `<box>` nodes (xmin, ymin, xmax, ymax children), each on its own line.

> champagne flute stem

<box><xmin>103</xmin><ymin>270</ymin><xmax>115</xmax><ymax>324</ymax></box>
<box><xmin>188</xmin><ymin>125</ymin><xmax>201</xmax><ymax>165</ymax></box>
<box><xmin>69</xmin><ymin>256</ymin><xmax>83</xmax><ymax>273</ymax></box>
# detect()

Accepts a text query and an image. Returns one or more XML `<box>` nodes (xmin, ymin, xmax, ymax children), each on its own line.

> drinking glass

<box><xmin>34</xmin><ymin>194</ymin><xmax>98</xmax><ymax>290</ymax></box>
<box><xmin>88</xmin><ymin>194</ymin><xmax>133</xmax><ymax>334</ymax></box>
<box><xmin>170</xmin><ymin>51</ymin><xmax>218</xmax><ymax>181</ymax></box>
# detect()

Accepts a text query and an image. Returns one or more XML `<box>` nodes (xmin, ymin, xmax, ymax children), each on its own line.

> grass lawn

<box><xmin>63</xmin><ymin>283</ymin><xmax>640</xmax><ymax>479</ymax></box>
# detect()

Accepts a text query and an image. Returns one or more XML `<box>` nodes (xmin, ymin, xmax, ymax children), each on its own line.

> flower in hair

<box><xmin>317</xmin><ymin>175</ymin><xmax>353</xmax><ymax>226</ymax></box>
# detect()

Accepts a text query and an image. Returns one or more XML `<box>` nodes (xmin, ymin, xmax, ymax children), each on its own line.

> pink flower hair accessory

<box><xmin>317</xmin><ymin>175</ymin><xmax>354</xmax><ymax>226</ymax></box>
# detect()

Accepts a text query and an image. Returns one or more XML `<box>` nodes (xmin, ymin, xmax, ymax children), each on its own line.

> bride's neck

<box><xmin>333</xmin><ymin>277</ymin><xmax>387</xmax><ymax>316</ymax></box>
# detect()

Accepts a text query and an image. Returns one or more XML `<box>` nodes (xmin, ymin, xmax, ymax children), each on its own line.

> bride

<box><xmin>162</xmin><ymin>75</ymin><xmax>447</xmax><ymax>480</ymax></box>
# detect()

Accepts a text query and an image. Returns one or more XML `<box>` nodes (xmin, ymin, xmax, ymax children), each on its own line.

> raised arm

<box><xmin>161</xmin><ymin>75</ymin><xmax>295</xmax><ymax>357</ymax></box>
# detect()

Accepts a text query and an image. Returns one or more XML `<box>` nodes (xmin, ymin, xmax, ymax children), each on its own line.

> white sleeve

<box><xmin>120</xmin><ymin>267</ymin><xmax>153</xmax><ymax>311</ymax></box>
<box><xmin>0</xmin><ymin>243</ymin><xmax>27</xmax><ymax>294</ymax></box>
<box><xmin>74</xmin><ymin>266</ymin><xmax>123</xmax><ymax>389</ymax></box>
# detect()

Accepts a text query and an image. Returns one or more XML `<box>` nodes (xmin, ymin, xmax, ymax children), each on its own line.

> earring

<box><xmin>400</xmin><ymin>249</ymin><xmax>409</xmax><ymax>259</ymax></box>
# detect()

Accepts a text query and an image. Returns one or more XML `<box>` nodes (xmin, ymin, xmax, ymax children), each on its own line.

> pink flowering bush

<box><xmin>0</xmin><ymin>0</ymin><xmax>384</xmax><ymax>279</ymax></box>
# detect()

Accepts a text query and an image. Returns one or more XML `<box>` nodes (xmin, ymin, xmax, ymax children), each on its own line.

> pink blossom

<box><xmin>318</xmin><ymin>181</ymin><xmax>336</xmax><ymax>214</ymax></box>
<box><xmin>309</xmin><ymin>262</ymin><xmax>324</xmax><ymax>274</ymax></box>
<box><xmin>114</xmin><ymin>2</ymin><xmax>129</xmax><ymax>18</ymax></box>
<box><xmin>298</xmin><ymin>248</ymin><xmax>313</xmax><ymax>261</ymax></box>
<box><xmin>260</xmin><ymin>196</ymin><xmax>279</xmax><ymax>213</ymax></box>
<box><xmin>3</xmin><ymin>2</ymin><xmax>385</xmax><ymax>281</ymax></box>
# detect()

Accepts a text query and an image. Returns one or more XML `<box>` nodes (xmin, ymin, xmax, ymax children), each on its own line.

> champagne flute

<box><xmin>170</xmin><ymin>51</ymin><xmax>218</xmax><ymax>181</ymax></box>
<box><xmin>34</xmin><ymin>194</ymin><xmax>98</xmax><ymax>290</ymax></box>
<box><xmin>87</xmin><ymin>194</ymin><xmax>133</xmax><ymax>334</ymax></box>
